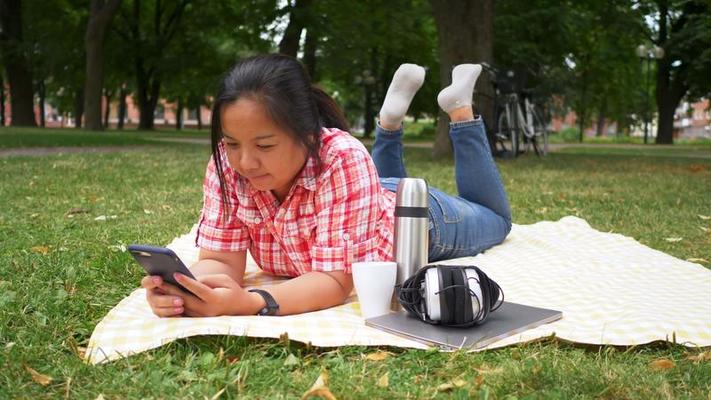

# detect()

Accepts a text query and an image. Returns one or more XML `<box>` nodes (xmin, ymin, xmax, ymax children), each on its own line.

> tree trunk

<box><xmin>117</xmin><ymin>84</ymin><xmax>127</xmax><ymax>129</ymax></box>
<box><xmin>0</xmin><ymin>73</ymin><xmax>5</xmax><ymax>126</ymax></box>
<box><xmin>430</xmin><ymin>0</ymin><xmax>495</xmax><ymax>157</ymax></box>
<box><xmin>196</xmin><ymin>106</ymin><xmax>202</xmax><ymax>130</ymax></box>
<box><xmin>74</xmin><ymin>88</ymin><xmax>84</xmax><ymax>128</ymax></box>
<box><xmin>84</xmin><ymin>0</ymin><xmax>121</xmax><ymax>131</ymax></box>
<box><xmin>0</xmin><ymin>0</ymin><xmax>36</xmax><ymax>126</ymax></box>
<box><xmin>278</xmin><ymin>0</ymin><xmax>312</xmax><ymax>57</ymax></box>
<box><xmin>103</xmin><ymin>88</ymin><xmax>112</xmax><ymax>128</ymax></box>
<box><xmin>595</xmin><ymin>99</ymin><xmax>606</xmax><ymax>137</ymax></box>
<box><xmin>175</xmin><ymin>96</ymin><xmax>183</xmax><ymax>130</ymax></box>
<box><xmin>302</xmin><ymin>27</ymin><xmax>318</xmax><ymax>80</ymax></box>
<box><xmin>38</xmin><ymin>79</ymin><xmax>46</xmax><ymax>127</ymax></box>
<box><xmin>654</xmin><ymin>0</ymin><xmax>688</xmax><ymax>144</ymax></box>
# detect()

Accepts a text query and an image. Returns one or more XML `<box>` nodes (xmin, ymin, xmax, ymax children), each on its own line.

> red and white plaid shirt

<box><xmin>195</xmin><ymin>127</ymin><xmax>396</xmax><ymax>277</ymax></box>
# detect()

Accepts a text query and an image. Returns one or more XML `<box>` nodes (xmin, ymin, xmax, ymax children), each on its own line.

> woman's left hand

<box><xmin>172</xmin><ymin>273</ymin><xmax>261</xmax><ymax>317</ymax></box>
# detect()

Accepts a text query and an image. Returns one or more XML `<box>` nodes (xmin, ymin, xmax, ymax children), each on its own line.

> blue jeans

<box><xmin>372</xmin><ymin>118</ymin><xmax>512</xmax><ymax>261</ymax></box>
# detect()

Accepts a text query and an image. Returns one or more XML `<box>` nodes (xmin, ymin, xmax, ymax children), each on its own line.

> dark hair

<box><xmin>209</xmin><ymin>54</ymin><xmax>349</xmax><ymax>212</ymax></box>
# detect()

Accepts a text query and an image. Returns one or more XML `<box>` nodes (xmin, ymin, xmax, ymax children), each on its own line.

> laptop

<box><xmin>365</xmin><ymin>302</ymin><xmax>562</xmax><ymax>350</ymax></box>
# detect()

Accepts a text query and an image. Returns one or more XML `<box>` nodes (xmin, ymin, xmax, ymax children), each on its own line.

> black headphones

<box><xmin>397</xmin><ymin>264</ymin><xmax>504</xmax><ymax>328</ymax></box>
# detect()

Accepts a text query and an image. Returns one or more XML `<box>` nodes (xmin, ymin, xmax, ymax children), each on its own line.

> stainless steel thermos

<box><xmin>393</xmin><ymin>178</ymin><xmax>429</xmax><ymax>309</ymax></box>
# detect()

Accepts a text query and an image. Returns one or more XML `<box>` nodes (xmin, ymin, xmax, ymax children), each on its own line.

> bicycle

<box><xmin>480</xmin><ymin>63</ymin><xmax>549</xmax><ymax>157</ymax></box>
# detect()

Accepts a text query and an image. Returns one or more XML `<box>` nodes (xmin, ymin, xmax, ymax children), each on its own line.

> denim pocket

<box><xmin>429</xmin><ymin>189</ymin><xmax>463</xmax><ymax>224</ymax></box>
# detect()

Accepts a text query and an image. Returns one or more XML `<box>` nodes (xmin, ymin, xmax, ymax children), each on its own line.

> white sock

<box><xmin>379</xmin><ymin>64</ymin><xmax>426</xmax><ymax>128</ymax></box>
<box><xmin>437</xmin><ymin>64</ymin><xmax>482</xmax><ymax>113</ymax></box>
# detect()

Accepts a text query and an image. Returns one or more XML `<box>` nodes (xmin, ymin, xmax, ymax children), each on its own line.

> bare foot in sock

<box><xmin>379</xmin><ymin>64</ymin><xmax>426</xmax><ymax>130</ymax></box>
<box><xmin>437</xmin><ymin>64</ymin><xmax>482</xmax><ymax>121</ymax></box>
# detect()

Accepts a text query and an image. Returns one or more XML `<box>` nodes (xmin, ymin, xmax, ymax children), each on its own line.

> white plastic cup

<box><xmin>352</xmin><ymin>261</ymin><xmax>397</xmax><ymax>319</ymax></box>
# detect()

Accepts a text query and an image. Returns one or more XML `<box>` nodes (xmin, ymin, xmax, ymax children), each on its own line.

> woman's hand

<box><xmin>141</xmin><ymin>275</ymin><xmax>186</xmax><ymax>317</ymax></box>
<box><xmin>146</xmin><ymin>273</ymin><xmax>263</xmax><ymax>317</ymax></box>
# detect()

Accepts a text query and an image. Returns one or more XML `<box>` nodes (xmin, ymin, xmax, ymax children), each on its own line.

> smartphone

<box><xmin>128</xmin><ymin>244</ymin><xmax>196</xmax><ymax>293</ymax></box>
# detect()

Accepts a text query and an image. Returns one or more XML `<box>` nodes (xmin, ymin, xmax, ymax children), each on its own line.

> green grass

<box><xmin>1</xmin><ymin>131</ymin><xmax>710</xmax><ymax>398</ymax></box>
<box><xmin>0</xmin><ymin>127</ymin><xmax>210</xmax><ymax>148</ymax></box>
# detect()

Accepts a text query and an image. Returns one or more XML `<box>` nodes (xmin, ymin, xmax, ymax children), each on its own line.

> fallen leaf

<box><xmin>664</xmin><ymin>237</ymin><xmax>683</xmax><ymax>242</ymax></box>
<box><xmin>161</xmin><ymin>204</ymin><xmax>172</xmax><ymax>210</ymax></box>
<box><xmin>649</xmin><ymin>358</ymin><xmax>675</xmax><ymax>371</ymax></box>
<box><xmin>143</xmin><ymin>209</ymin><xmax>153</xmax><ymax>214</ymax></box>
<box><xmin>686</xmin><ymin>258</ymin><xmax>709</xmax><ymax>264</ymax></box>
<box><xmin>377</xmin><ymin>372</ymin><xmax>389</xmax><ymax>388</ymax></box>
<box><xmin>31</xmin><ymin>246</ymin><xmax>50</xmax><ymax>255</ymax></box>
<box><xmin>5</xmin><ymin>342</ymin><xmax>15</xmax><ymax>349</ymax></box>
<box><xmin>108</xmin><ymin>244</ymin><xmax>127</xmax><ymax>252</ymax></box>
<box><xmin>474</xmin><ymin>374</ymin><xmax>485</xmax><ymax>389</ymax></box>
<box><xmin>284</xmin><ymin>353</ymin><xmax>300</xmax><ymax>367</ymax></box>
<box><xmin>686</xmin><ymin>351</ymin><xmax>711</xmax><ymax>362</ymax></box>
<box><xmin>25</xmin><ymin>365</ymin><xmax>53</xmax><ymax>386</ymax></box>
<box><xmin>700</xmin><ymin>227</ymin><xmax>709</xmax><ymax>232</ymax></box>
<box><xmin>689</xmin><ymin>164</ymin><xmax>707</xmax><ymax>173</ymax></box>
<box><xmin>698</xmin><ymin>215</ymin><xmax>711</xmax><ymax>220</ymax></box>
<box><xmin>301</xmin><ymin>370</ymin><xmax>336</xmax><ymax>400</ymax></box>
<box><xmin>65</xmin><ymin>207</ymin><xmax>90</xmax><ymax>216</ymax></box>
<box><xmin>94</xmin><ymin>215</ymin><xmax>117</xmax><ymax>221</ymax></box>
<box><xmin>95</xmin><ymin>395</ymin><xmax>105</xmax><ymax>400</ymax></box>
<box><xmin>474</xmin><ymin>365</ymin><xmax>503</xmax><ymax>375</ymax></box>
<box><xmin>364</xmin><ymin>351</ymin><xmax>392</xmax><ymax>361</ymax></box>
<box><xmin>437</xmin><ymin>382</ymin><xmax>456</xmax><ymax>392</ymax></box>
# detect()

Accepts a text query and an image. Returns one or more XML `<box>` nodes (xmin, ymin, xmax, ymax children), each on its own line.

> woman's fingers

<box><xmin>146</xmin><ymin>287</ymin><xmax>185</xmax><ymax>317</ymax></box>
<box><xmin>140</xmin><ymin>275</ymin><xmax>162</xmax><ymax>289</ymax></box>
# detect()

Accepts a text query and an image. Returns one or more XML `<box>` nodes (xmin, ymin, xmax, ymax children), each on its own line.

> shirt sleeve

<box><xmin>310</xmin><ymin>147</ymin><xmax>385</xmax><ymax>274</ymax></box>
<box><xmin>195</xmin><ymin>152</ymin><xmax>251</xmax><ymax>252</ymax></box>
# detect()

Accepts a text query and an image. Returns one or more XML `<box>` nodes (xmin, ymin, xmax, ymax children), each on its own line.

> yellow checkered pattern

<box><xmin>86</xmin><ymin>216</ymin><xmax>711</xmax><ymax>364</ymax></box>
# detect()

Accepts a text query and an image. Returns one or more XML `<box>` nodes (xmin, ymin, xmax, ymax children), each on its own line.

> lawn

<box><xmin>1</xmin><ymin>128</ymin><xmax>710</xmax><ymax>399</ymax></box>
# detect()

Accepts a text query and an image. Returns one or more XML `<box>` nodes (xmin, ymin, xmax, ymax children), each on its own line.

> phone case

<box><xmin>128</xmin><ymin>244</ymin><xmax>196</xmax><ymax>292</ymax></box>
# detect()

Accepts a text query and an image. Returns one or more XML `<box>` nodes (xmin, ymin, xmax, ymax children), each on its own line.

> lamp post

<box><xmin>636</xmin><ymin>44</ymin><xmax>665</xmax><ymax>144</ymax></box>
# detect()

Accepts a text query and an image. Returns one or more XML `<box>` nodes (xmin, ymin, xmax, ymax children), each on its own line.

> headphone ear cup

<box><xmin>449</xmin><ymin>267</ymin><xmax>467</xmax><ymax>325</ymax></box>
<box><xmin>424</xmin><ymin>268</ymin><xmax>441</xmax><ymax>321</ymax></box>
<box><xmin>438</xmin><ymin>266</ymin><xmax>455</xmax><ymax>325</ymax></box>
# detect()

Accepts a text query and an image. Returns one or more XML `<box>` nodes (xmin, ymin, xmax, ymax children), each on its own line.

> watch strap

<box><xmin>248</xmin><ymin>289</ymin><xmax>279</xmax><ymax>316</ymax></box>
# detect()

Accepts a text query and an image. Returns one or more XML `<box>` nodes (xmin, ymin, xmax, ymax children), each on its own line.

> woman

<box><xmin>141</xmin><ymin>54</ymin><xmax>511</xmax><ymax>317</ymax></box>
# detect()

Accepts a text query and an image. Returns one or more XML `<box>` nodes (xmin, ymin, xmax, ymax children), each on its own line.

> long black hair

<box><xmin>209</xmin><ymin>54</ymin><xmax>349</xmax><ymax>212</ymax></box>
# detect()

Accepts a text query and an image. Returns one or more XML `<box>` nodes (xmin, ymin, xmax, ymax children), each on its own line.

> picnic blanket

<box><xmin>86</xmin><ymin>216</ymin><xmax>711</xmax><ymax>364</ymax></box>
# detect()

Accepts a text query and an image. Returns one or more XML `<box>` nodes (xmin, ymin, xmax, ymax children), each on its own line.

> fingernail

<box><xmin>173</xmin><ymin>298</ymin><xmax>182</xmax><ymax>306</ymax></box>
<box><xmin>173</xmin><ymin>273</ymin><xmax>181</xmax><ymax>281</ymax></box>
<box><xmin>174</xmin><ymin>307</ymin><xmax>183</xmax><ymax>314</ymax></box>
<box><xmin>152</xmin><ymin>277</ymin><xmax>161</xmax><ymax>284</ymax></box>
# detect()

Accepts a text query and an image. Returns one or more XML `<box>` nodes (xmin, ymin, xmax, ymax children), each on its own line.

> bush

<box><xmin>560</xmin><ymin>127</ymin><xmax>581</xmax><ymax>143</ymax></box>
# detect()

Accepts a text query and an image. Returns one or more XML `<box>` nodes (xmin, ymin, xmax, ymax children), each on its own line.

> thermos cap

<box><xmin>395</xmin><ymin>178</ymin><xmax>429</xmax><ymax>208</ymax></box>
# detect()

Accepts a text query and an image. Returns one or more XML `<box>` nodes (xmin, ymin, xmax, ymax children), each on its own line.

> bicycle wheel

<box><xmin>531</xmin><ymin>108</ymin><xmax>549</xmax><ymax>156</ymax></box>
<box><xmin>497</xmin><ymin>111</ymin><xmax>519</xmax><ymax>157</ymax></box>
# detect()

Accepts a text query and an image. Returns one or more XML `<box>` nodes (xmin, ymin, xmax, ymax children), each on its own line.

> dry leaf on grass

<box><xmin>301</xmin><ymin>370</ymin><xmax>336</xmax><ymax>400</ymax></box>
<box><xmin>686</xmin><ymin>258</ymin><xmax>709</xmax><ymax>264</ymax></box>
<box><xmin>436</xmin><ymin>377</ymin><xmax>466</xmax><ymax>392</ymax></box>
<box><xmin>94</xmin><ymin>215</ymin><xmax>117</xmax><ymax>221</ymax></box>
<box><xmin>95</xmin><ymin>394</ymin><xmax>105</xmax><ymax>400</ymax></box>
<box><xmin>25</xmin><ymin>365</ymin><xmax>53</xmax><ymax>386</ymax></box>
<box><xmin>364</xmin><ymin>351</ymin><xmax>392</xmax><ymax>361</ymax></box>
<box><xmin>686</xmin><ymin>351</ymin><xmax>711</xmax><ymax>362</ymax></box>
<box><xmin>698</xmin><ymin>214</ymin><xmax>711</xmax><ymax>220</ymax></box>
<box><xmin>31</xmin><ymin>246</ymin><xmax>50</xmax><ymax>255</ymax></box>
<box><xmin>65</xmin><ymin>207</ymin><xmax>90</xmax><ymax>216</ymax></box>
<box><xmin>689</xmin><ymin>164</ymin><xmax>707</xmax><ymax>173</ymax></box>
<box><xmin>649</xmin><ymin>358</ymin><xmax>675</xmax><ymax>371</ymax></box>
<box><xmin>664</xmin><ymin>237</ymin><xmax>683</xmax><ymax>242</ymax></box>
<box><xmin>377</xmin><ymin>372</ymin><xmax>389</xmax><ymax>388</ymax></box>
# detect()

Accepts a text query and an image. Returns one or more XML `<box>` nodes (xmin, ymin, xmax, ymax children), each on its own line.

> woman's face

<box><xmin>220</xmin><ymin>98</ymin><xmax>308</xmax><ymax>201</ymax></box>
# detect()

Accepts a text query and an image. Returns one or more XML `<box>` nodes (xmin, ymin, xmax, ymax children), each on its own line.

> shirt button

<box><xmin>254</xmin><ymin>217</ymin><xmax>262</xmax><ymax>224</ymax></box>
<box><xmin>342</xmin><ymin>233</ymin><xmax>350</xmax><ymax>240</ymax></box>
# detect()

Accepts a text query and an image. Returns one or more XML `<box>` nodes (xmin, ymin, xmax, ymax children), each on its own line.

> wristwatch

<box><xmin>248</xmin><ymin>289</ymin><xmax>280</xmax><ymax>316</ymax></box>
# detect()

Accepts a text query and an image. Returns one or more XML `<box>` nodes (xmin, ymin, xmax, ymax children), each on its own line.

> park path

<box><xmin>2</xmin><ymin>137</ymin><xmax>710</xmax><ymax>159</ymax></box>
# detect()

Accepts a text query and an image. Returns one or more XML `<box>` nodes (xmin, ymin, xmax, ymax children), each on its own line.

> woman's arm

<box><xmin>250</xmin><ymin>270</ymin><xmax>354</xmax><ymax>315</ymax></box>
<box><xmin>192</xmin><ymin>248</ymin><xmax>248</xmax><ymax>286</ymax></box>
